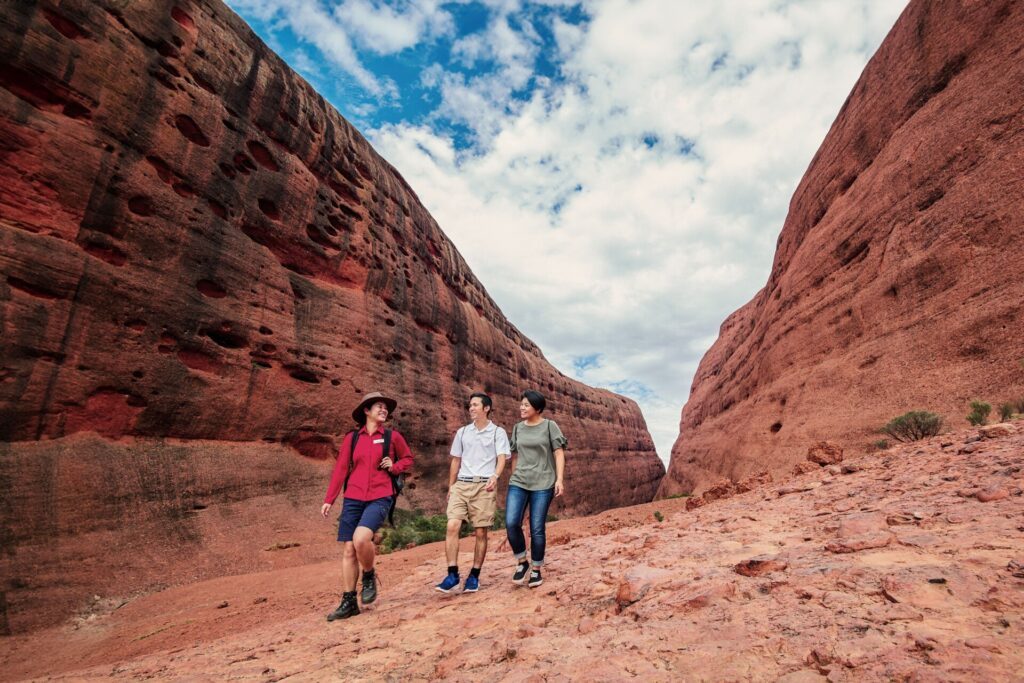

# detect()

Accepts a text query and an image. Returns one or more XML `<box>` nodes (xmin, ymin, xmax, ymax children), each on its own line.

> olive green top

<box><xmin>509</xmin><ymin>419</ymin><xmax>568</xmax><ymax>491</ymax></box>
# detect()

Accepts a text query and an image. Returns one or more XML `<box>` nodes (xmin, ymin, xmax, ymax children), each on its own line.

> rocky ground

<box><xmin>2</xmin><ymin>423</ymin><xmax>1022</xmax><ymax>681</ymax></box>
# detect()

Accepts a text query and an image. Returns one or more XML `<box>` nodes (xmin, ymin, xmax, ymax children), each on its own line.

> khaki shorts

<box><xmin>447</xmin><ymin>481</ymin><xmax>497</xmax><ymax>528</ymax></box>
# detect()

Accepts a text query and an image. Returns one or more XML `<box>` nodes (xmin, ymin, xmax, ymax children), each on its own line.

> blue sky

<box><xmin>227</xmin><ymin>0</ymin><xmax>909</xmax><ymax>464</ymax></box>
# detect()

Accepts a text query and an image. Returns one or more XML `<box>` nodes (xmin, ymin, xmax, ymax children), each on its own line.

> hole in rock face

<box><xmin>208</xmin><ymin>199</ymin><xmax>227</xmax><ymax>219</ymax></box>
<box><xmin>171</xmin><ymin>6</ymin><xmax>196</xmax><ymax>31</ymax></box>
<box><xmin>127</xmin><ymin>196</ymin><xmax>155</xmax><ymax>216</ymax></box>
<box><xmin>196</xmin><ymin>279</ymin><xmax>227</xmax><ymax>298</ymax></box>
<box><xmin>0</xmin><ymin>64</ymin><xmax>93</xmax><ymax>119</ymax></box>
<box><xmin>124</xmin><ymin>319</ymin><xmax>147</xmax><ymax>331</ymax></box>
<box><xmin>7</xmin><ymin>276</ymin><xmax>60</xmax><ymax>299</ymax></box>
<box><xmin>305</xmin><ymin>224</ymin><xmax>336</xmax><ymax>248</ymax></box>
<box><xmin>193</xmin><ymin>72</ymin><xmax>217</xmax><ymax>95</ymax></box>
<box><xmin>43</xmin><ymin>9</ymin><xmax>88</xmax><ymax>40</ymax></box>
<box><xmin>146</xmin><ymin>156</ymin><xmax>174</xmax><ymax>184</ymax></box>
<box><xmin>330</xmin><ymin>379</ymin><xmax>340</xmax><ymax>386</ymax></box>
<box><xmin>174</xmin><ymin>114</ymin><xmax>210</xmax><ymax>147</ymax></box>
<box><xmin>258</xmin><ymin>326</ymin><xmax>273</xmax><ymax>335</ymax></box>
<box><xmin>82</xmin><ymin>241</ymin><xmax>127</xmax><ymax>266</ymax></box>
<box><xmin>204</xmin><ymin>328</ymin><xmax>246</xmax><ymax>348</ymax></box>
<box><xmin>156</xmin><ymin>40</ymin><xmax>180</xmax><ymax>59</ymax></box>
<box><xmin>246</xmin><ymin>141</ymin><xmax>279</xmax><ymax>171</ymax></box>
<box><xmin>218</xmin><ymin>163</ymin><xmax>237</xmax><ymax>179</ymax></box>
<box><xmin>287</xmin><ymin>367</ymin><xmax>320</xmax><ymax>384</ymax></box>
<box><xmin>172</xmin><ymin>182</ymin><xmax>194</xmax><ymax>197</ymax></box>
<box><xmin>770</xmin><ymin>422</ymin><xmax>783</xmax><ymax>433</ymax></box>
<box><xmin>258</xmin><ymin>198</ymin><xmax>280</xmax><ymax>220</ymax></box>
<box><xmin>233</xmin><ymin>152</ymin><xmax>255</xmax><ymax>174</ymax></box>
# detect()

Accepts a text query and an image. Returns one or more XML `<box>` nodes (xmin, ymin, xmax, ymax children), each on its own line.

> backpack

<box><xmin>343</xmin><ymin>428</ymin><xmax>404</xmax><ymax>526</ymax></box>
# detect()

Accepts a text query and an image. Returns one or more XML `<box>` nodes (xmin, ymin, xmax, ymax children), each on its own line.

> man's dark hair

<box><xmin>520</xmin><ymin>389</ymin><xmax>546</xmax><ymax>413</ymax></box>
<box><xmin>468</xmin><ymin>392</ymin><xmax>492</xmax><ymax>415</ymax></box>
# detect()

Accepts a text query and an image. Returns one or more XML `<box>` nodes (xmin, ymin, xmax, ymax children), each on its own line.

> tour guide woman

<box><xmin>321</xmin><ymin>391</ymin><xmax>414</xmax><ymax>621</ymax></box>
<box><xmin>505</xmin><ymin>389</ymin><xmax>567</xmax><ymax>588</ymax></box>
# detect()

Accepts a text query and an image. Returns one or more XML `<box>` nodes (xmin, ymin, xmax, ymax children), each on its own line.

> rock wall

<box><xmin>0</xmin><ymin>0</ymin><xmax>664</xmax><ymax>633</ymax></box>
<box><xmin>660</xmin><ymin>0</ymin><xmax>1024</xmax><ymax>497</ymax></box>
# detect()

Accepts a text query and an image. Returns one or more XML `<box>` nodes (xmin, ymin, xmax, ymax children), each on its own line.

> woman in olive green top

<box><xmin>505</xmin><ymin>389</ymin><xmax>567</xmax><ymax>588</ymax></box>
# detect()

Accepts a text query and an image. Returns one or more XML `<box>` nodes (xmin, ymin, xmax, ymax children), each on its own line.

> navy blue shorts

<box><xmin>338</xmin><ymin>496</ymin><xmax>393</xmax><ymax>542</ymax></box>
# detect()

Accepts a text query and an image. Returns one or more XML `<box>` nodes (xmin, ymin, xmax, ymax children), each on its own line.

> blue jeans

<box><xmin>505</xmin><ymin>485</ymin><xmax>555</xmax><ymax>567</ymax></box>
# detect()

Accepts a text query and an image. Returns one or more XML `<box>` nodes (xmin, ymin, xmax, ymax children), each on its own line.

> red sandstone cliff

<box><xmin>660</xmin><ymin>0</ymin><xmax>1024</xmax><ymax>497</ymax></box>
<box><xmin>0</xmin><ymin>0</ymin><xmax>663</xmax><ymax>633</ymax></box>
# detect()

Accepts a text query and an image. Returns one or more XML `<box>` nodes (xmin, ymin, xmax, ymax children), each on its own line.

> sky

<box><xmin>226</xmin><ymin>0</ymin><xmax>909</xmax><ymax>465</ymax></box>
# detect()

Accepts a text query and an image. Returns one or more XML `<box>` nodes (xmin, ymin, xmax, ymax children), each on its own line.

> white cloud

<box><xmin>335</xmin><ymin>0</ymin><xmax>454</xmax><ymax>54</ymax></box>
<box><xmin>369</xmin><ymin>0</ymin><xmax>909</xmax><ymax>463</ymax></box>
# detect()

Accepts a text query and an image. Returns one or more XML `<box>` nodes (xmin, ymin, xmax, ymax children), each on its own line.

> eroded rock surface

<box><xmin>2</xmin><ymin>423</ymin><xmax>1021</xmax><ymax>681</ymax></box>
<box><xmin>660</xmin><ymin>0</ymin><xmax>1024</xmax><ymax>497</ymax></box>
<box><xmin>0</xmin><ymin>0</ymin><xmax>662</xmax><ymax>633</ymax></box>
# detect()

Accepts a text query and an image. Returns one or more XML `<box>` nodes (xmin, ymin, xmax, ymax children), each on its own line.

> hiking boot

<box><xmin>528</xmin><ymin>568</ymin><xmax>543</xmax><ymax>588</ymax></box>
<box><xmin>463</xmin><ymin>575</ymin><xmax>480</xmax><ymax>593</ymax></box>
<box><xmin>361</xmin><ymin>570</ymin><xmax>378</xmax><ymax>605</ymax></box>
<box><xmin>435</xmin><ymin>572</ymin><xmax>460</xmax><ymax>593</ymax></box>
<box><xmin>512</xmin><ymin>562</ymin><xmax>529</xmax><ymax>585</ymax></box>
<box><xmin>326</xmin><ymin>592</ymin><xmax>359</xmax><ymax>621</ymax></box>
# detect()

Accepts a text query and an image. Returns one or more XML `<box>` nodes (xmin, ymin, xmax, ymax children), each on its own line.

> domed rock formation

<box><xmin>0</xmin><ymin>0</ymin><xmax>663</xmax><ymax>633</ymax></box>
<box><xmin>660</xmin><ymin>0</ymin><xmax>1024</xmax><ymax>497</ymax></box>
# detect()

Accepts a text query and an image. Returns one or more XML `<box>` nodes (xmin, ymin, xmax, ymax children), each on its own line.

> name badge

<box><xmin>373</xmin><ymin>439</ymin><xmax>385</xmax><ymax>444</ymax></box>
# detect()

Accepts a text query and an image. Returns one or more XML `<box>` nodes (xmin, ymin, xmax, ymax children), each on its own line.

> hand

<box><xmin>496</xmin><ymin>537</ymin><xmax>510</xmax><ymax>553</ymax></box>
<box><xmin>320</xmin><ymin>503</ymin><xmax>332</xmax><ymax>518</ymax></box>
<box><xmin>485</xmin><ymin>475</ymin><xmax>498</xmax><ymax>492</ymax></box>
<box><xmin>446</xmin><ymin>487</ymin><xmax>452</xmax><ymax>501</ymax></box>
<box><xmin>379</xmin><ymin>456</ymin><xmax>393</xmax><ymax>471</ymax></box>
<box><xmin>554</xmin><ymin>479</ymin><xmax>564</xmax><ymax>497</ymax></box>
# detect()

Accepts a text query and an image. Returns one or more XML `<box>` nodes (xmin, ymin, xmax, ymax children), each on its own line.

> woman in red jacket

<box><xmin>321</xmin><ymin>391</ymin><xmax>414</xmax><ymax>621</ymax></box>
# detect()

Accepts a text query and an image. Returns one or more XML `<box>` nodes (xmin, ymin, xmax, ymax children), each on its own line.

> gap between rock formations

<box><xmin>2</xmin><ymin>424</ymin><xmax>1022</xmax><ymax>681</ymax></box>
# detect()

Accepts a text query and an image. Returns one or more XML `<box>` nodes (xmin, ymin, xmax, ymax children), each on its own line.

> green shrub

<box><xmin>999</xmin><ymin>403</ymin><xmax>1014</xmax><ymax>422</ymax></box>
<box><xmin>872</xmin><ymin>439</ymin><xmax>890</xmax><ymax>451</ymax></box>
<box><xmin>665</xmin><ymin>492</ymin><xmax>690</xmax><ymax>499</ymax></box>
<box><xmin>653</xmin><ymin>511</ymin><xmax>664</xmax><ymax>523</ymax></box>
<box><xmin>966</xmin><ymin>401</ymin><xmax>991</xmax><ymax>426</ymax></box>
<box><xmin>881</xmin><ymin>411</ymin><xmax>944</xmax><ymax>442</ymax></box>
<box><xmin>380</xmin><ymin>509</ymin><xmax>468</xmax><ymax>554</ymax></box>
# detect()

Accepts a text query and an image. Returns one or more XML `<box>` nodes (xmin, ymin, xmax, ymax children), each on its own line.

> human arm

<box><xmin>447</xmin><ymin>455</ymin><xmax>461</xmax><ymax>499</ymax></box>
<box><xmin>383</xmin><ymin>431</ymin><xmax>414</xmax><ymax>474</ymax></box>
<box><xmin>548</xmin><ymin>421</ymin><xmax>568</xmax><ymax>497</ymax></box>
<box><xmin>553</xmin><ymin>448</ymin><xmax>565</xmax><ymax>497</ymax></box>
<box><xmin>322</xmin><ymin>433</ymin><xmax>353</xmax><ymax>515</ymax></box>
<box><xmin>487</xmin><ymin>427</ymin><xmax>511</xmax><ymax>491</ymax></box>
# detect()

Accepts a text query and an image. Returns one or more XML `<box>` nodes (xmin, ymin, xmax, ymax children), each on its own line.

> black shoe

<box><xmin>512</xmin><ymin>562</ymin><xmax>529</xmax><ymax>585</ymax></box>
<box><xmin>327</xmin><ymin>592</ymin><xmax>359</xmax><ymax>621</ymax></box>
<box><xmin>361</xmin><ymin>570</ymin><xmax>378</xmax><ymax>605</ymax></box>
<box><xmin>528</xmin><ymin>569</ymin><xmax>543</xmax><ymax>588</ymax></box>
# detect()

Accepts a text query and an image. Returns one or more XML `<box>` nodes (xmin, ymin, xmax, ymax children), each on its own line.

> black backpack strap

<box><xmin>342</xmin><ymin>430</ymin><xmax>359</xmax><ymax>494</ymax></box>
<box><xmin>383</xmin><ymin>428</ymin><xmax>399</xmax><ymax>526</ymax></box>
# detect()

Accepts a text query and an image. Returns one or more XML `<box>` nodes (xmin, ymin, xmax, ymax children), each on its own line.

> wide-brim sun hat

<box><xmin>352</xmin><ymin>391</ymin><xmax>398</xmax><ymax>424</ymax></box>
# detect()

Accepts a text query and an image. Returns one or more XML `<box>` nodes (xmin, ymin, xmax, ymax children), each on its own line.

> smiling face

<box><xmin>364</xmin><ymin>401</ymin><xmax>389</xmax><ymax>423</ymax></box>
<box><xmin>519</xmin><ymin>398</ymin><xmax>538</xmax><ymax>420</ymax></box>
<box><xmin>468</xmin><ymin>396</ymin><xmax>490</xmax><ymax>421</ymax></box>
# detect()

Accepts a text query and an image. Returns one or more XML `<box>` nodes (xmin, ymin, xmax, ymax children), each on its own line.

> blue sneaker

<box><xmin>435</xmin><ymin>573</ymin><xmax>460</xmax><ymax>593</ymax></box>
<box><xmin>463</xmin><ymin>575</ymin><xmax>480</xmax><ymax>593</ymax></box>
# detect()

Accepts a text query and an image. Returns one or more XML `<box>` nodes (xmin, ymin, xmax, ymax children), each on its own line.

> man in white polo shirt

<box><xmin>436</xmin><ymin>392</ymin><xmax>511</xmax><ymax>593</ymax></box>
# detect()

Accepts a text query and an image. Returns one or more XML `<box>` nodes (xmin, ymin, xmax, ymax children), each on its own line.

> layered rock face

<box><xmin>660</xmin><ymin>0</ymin><xmax>1024</xmax><ymax>497</ymax></box>
<box><xmin>0</xmin><ymin>0</ymin><xmax>663</xmax><ymax>632</ymax></box>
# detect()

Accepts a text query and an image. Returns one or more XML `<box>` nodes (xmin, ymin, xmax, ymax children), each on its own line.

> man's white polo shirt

<box><xmin>450</xmin><ymin>421</ymin><xmax>511</xmax><ymax>478</ymax></box>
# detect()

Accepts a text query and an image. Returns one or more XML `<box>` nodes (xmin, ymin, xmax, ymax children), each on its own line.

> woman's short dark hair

<box><xmin>468</xmin><ymin>392</ymin><xmax>492</xmax><ymax>414</ymax></box>
<box><xmin>520</xmin><ymin>390</ymin><xmax>546</xmax><ymax>413</ymax></box>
